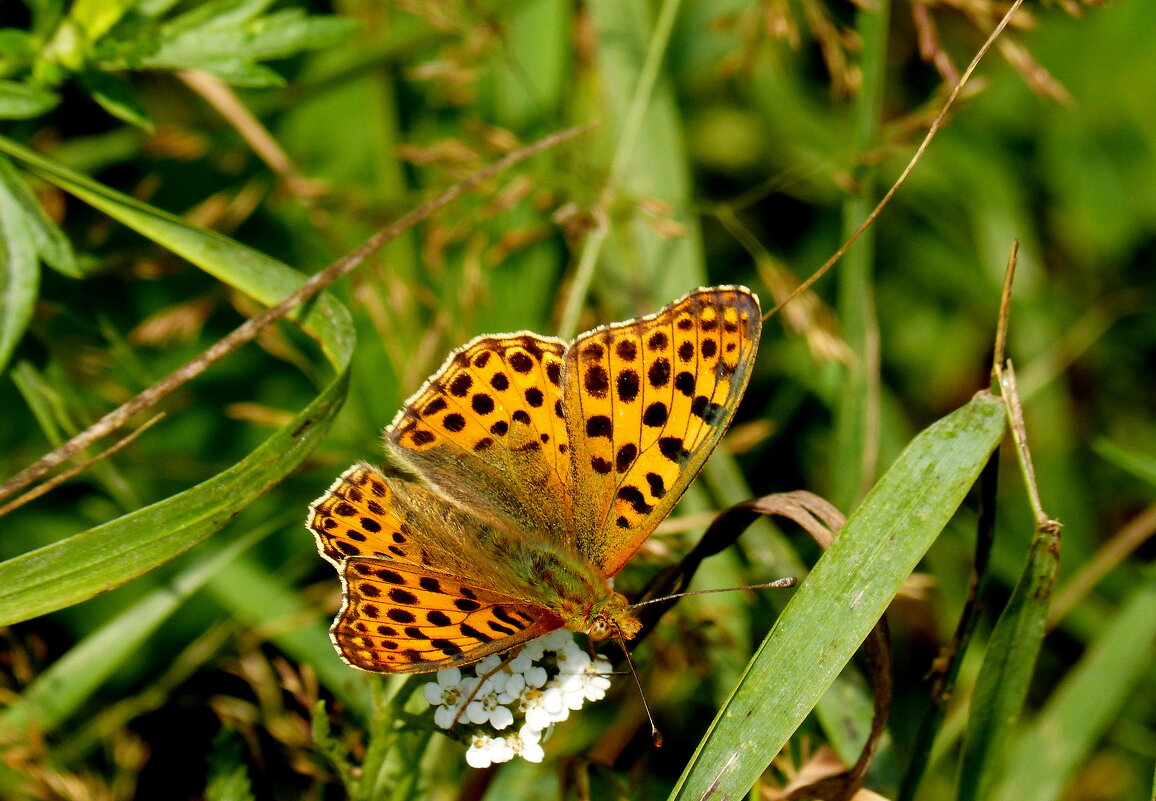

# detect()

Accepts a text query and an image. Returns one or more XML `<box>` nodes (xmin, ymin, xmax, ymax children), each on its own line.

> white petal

<box><xmin>584</xmin><ymin>683</ymin><xmax>608</xmax><ymax>702</ymax></box>
<box><xmin>490</xmin><ymin>736</ymin><xmax>515</xmax><ymax>764</ymax></box>
<box><xmin>520</xmin><ymin>741</ymin><xmax>545</xmax><ymax>763</ymax></box>
<box><xmin>434</xmin><ymin>705</ymin><xmax>458</xmax><ymax>729</ymax></box>
<box><xmin>563</xmin><ymin>651</ymin><xmax>591</xmax><ymax>671</ymax></box>
<box><xmin>424</xmin><ymin>682</ymin><xmax>445</xmax><ymax>705</ymax></box>
<box><xmin>489</xmin><ymin>705</ymin><xmax>515</xmax><ymax>730</ymax></box>
<box><xmin>540</xmin><ymin>630</ymin><xmax>572</xmax><ymax>650</ymax></box>
<box><xmin>466</xmin><ymin>701</ymin><xmax>489</xmax><ymax>725</ymax></box>
<box><xmin>508</xmin><ymin>652</ymin><xmax>533</xmax><ymax>673</ymax></box>
<box><xmin>524</xmin><ymin>705</ymin><xmax>551</xmax><ymax>730</ymax></box>
<box><xmin>524</xmin><ymin>666</ymin><xmax>548</xmax><ymax>688</ymax></box>
<box><xmin>466</xmin><ymin>746</ymin><xmax>492</xmax><ymax>769</ymax></box>
<box><xmin>542</xmin><ymin>688</ymin><xmax>565</xmax><ymax>714</ymax></box>
<box><xmin>439</xmin><ymin>667</ymin><xmax>462</xmax><ymax>687</ymax></box>
<box><xmin>501</xmin><ymin>673</ymin><xmax>526</xmax><ymax>699</ymax></box>
<box><xmin>475</xmin><ymin>655</ymin><xmax>502</xmax><ymax>676</ymax></box>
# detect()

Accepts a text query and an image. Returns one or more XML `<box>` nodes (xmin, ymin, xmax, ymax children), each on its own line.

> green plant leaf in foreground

<box><xmin>670</xmin><ymin>391</ymin><xmax>1007</xmax><ymax>801</ymax></box>
<box><xmin>0</xmin><ymin>136</ymin><xmax>355</xmax><ymax>625</ymax></box>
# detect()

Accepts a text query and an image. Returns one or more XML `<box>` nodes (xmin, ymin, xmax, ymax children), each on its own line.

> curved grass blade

<box><xmin>958</xmin><ymin>518</ymin><xmax>1060</xmax><ymax>801</ymax></box>
<box><xmin>0</xmin><ymin>137</ymin><xmax>354</xmax><ymax>625</ymax></box>
<box><xmin>668</xmin><ymin>391</ymin><xmax>1006</xmax><ymax>801</ymax></box>
<box><xmin>0</xmin><ymin>155</ymin><xmax>40</xmax><ymax>374</ymax></box>
<box><xmin>995</xmin><ymin>574</ymin><xmax>1156</xmax><ymax>801</ymax></box>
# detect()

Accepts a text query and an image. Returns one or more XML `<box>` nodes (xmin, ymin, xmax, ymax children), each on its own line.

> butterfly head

<box><xmin>583</xmin><ymin>592</ymin><xmax>642</xmax><ymax>642</ymax></box>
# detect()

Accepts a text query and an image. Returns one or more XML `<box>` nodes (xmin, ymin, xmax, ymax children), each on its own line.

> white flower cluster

<box><xmin>422</xmin><ymin>630</ymin><xmax>613</xmax><ymax>768</ymax></box>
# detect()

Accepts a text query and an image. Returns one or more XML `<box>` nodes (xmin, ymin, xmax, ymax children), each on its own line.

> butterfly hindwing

<box><xmin>335</xmin><ymin>558</ymin><xmax>562</xmax><ymax>673</ymax></box>
<box><xmin>309</xmin><ymin>464</ymin><xmax>566</xmax><ymax>673</ymax></box>
<box><xmin>563</xmin><ymin>286</ymin><xmax>761</xmax><ymax>575</ymax></box>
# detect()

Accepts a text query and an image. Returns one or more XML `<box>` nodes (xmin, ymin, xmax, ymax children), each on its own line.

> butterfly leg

<box><xmin>449</xmin><ymin>646</ymin><xmax>524</xmax><ymax>731</ymax></box>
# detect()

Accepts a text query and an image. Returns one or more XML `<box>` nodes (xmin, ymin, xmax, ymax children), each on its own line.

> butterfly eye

<box><xmin>587</xmin><ymin>616</ymin><xmax>612</xmax><ymax>641</ymax></box>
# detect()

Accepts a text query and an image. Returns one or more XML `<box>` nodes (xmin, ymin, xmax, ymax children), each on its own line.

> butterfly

<box><xmin>307</xmin><ymin>286</ymin><xmax>762</xmax><ymax>673</ymax></box>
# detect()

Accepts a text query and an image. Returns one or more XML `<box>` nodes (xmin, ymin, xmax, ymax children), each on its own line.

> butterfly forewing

<box><xmin>563</xmin><ymin>287</ymin><xmax>761</xmax><ymax>575</ymax></box>
<box><xmin>387</xmin><ymin>334</ymin><xmax>572</xmax><ymax>541</ymax></box>
<box><xmin>336</xmin><ymin>558</ymin><xmax>562</xmax><ymax>673</ymax></box>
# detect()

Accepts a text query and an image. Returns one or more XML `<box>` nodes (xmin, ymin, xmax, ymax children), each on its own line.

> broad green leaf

<box><xmin>0</xmin><ymin>78</ymin><xmax>59</xmax><ymax>118</ymax></box>
<box><xmin>0</xmin><ymin>134</ymin><xmax>354</xmax><ymax>624</ymax></box>
<box><xmin>23</xmin><ymin>0</ymin><xmax>66</xmax><ymax>39</ymax></box>
<box><xmin>242</xmin><ymin>9</ymin><xmax>362</xmax><ymax>56</ymax></box>
<box><xmin>143</xmin><ymin>6</ymin><xmax>358</xmax><ymax>84</ymax></box>
<box><xmin>68</xmin><ymin>0</ymin><xmax>134</xmax><ymax>41</ymax></box>
<box><xmin>0</xmin><ymin>30</ymin><xmax>39</xmax><ymax>71</ymax></box>
<box><xmin>176</xmin><ymin>58</ymin><xmax>286</xmax><ymax>88</ymax></box>
<box><xmin>669</xmin><ymin>392</ymin><xmax>1007</xmax><ymax>801</ymax></box>
<box><xmin>160</xmin><ymin>0</ymin><xmax>274</xmax><ymax>37</ymax></box>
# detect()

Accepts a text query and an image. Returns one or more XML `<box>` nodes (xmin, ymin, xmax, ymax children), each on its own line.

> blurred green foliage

<box><xmin>0</xmin><ymin>1</ymin><xmax>1153</xmax><ymax>799</ymax></box>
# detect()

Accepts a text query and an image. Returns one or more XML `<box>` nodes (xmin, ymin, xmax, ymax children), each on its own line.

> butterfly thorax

<box><xmin>512</xmin><ymin>541</ymin><xmax>642</xmax><ymax>641</ymax></box>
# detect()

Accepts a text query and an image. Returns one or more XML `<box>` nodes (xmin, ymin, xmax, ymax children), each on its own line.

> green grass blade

<box><xmin>958</xmin><ymin>517</ymin><xmax>1060</xmax><ymax>801</ymax></box>
<box><xmin>1094</xmin><ymin>437</ymin><xmax>1156</xmax><ymax>488</ymax></box>
<box><xmin>0</xmin><ymin>155</ymin><xmax>40</xmax><ymax>374</ymax></box>
<box><xmin>830</xmin><ymin>0</ymin><xmax>889</xmax><ymax>512</ymax></box>
<box><xmin>574</xmin><ymin>0</ymin><xmax>703</xmax><ymax>321</ymax></box>
<box><xmin>0</xmin><ymin>138</ymin><xmax>354</xmax><ymax>625</ymax></box>
<box><xmin>669</xmin><ymin>392</ymin><xmax>1006</xmax><ymax>801</ymax></box>
<box><xmin>994</xmin><ymin>573</ymin><xmax>1156</xmax><ymax>801</ymax></box>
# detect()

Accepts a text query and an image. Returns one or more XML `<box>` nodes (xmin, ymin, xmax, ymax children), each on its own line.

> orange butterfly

<box><xmin>308</xmin><ymin>286</ymin><xmax>761</xmax><ymax>673</ymax></box>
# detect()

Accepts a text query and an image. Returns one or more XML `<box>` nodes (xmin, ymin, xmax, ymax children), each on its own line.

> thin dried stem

<box><xmin>179</xmin><ymin>70</ymin><xmax>325</xmax><ymax>199</ymax></box>
<box><xmin>0</xmin><ymin>414</ymin><xmax>164</xmax><ymax>518</ymax></box>
<box><xmin>997</xmin><ymin>360</ymin><xmax>1058</xmax><ymax>532</ymax></box>
<box><xmin>764</xmin><ymin>0</ymin><xmax>1028</xmax><ymax>323</ymax></box>
<box><xmin>992</xmin><ymin>240</ymin><xmax>1019</xmax><ymax>378</ymax></box>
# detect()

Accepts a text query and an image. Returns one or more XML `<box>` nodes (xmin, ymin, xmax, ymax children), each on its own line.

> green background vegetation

<box><xmin>0</xmin><ymin>1</ymin><xmax>1153</xmax><ymax>799</ymax></box>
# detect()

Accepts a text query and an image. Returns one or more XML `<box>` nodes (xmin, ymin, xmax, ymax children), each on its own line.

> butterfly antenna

<box><xmin>629</xmin><ymin>577</ymin><xmax>797</xmax><ymax>609</ymax></box>
<box><xmin>614</xmin><ymin>632</ymin><xmax>663</xmax><ymax>748</ymax></box>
